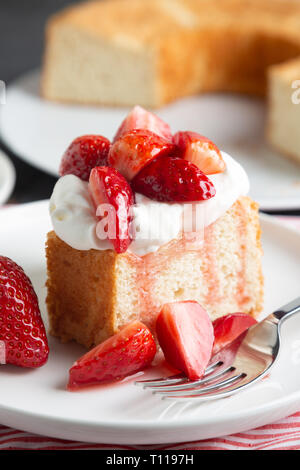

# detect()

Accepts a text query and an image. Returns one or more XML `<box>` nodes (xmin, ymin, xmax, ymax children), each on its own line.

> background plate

<box><xmin>1</xmin><ymin>70</ymin><xmax>300</xmax><ymax>211</ymax></box>
<box><xmin>0</xmin><ymin>202</ymin><xmax>300</xmax><ymax>444</ymax></box>
<box><xmin>0</xmin><ymin>149</ymin><xmax>15</xmax><ymax>205</ymax></box>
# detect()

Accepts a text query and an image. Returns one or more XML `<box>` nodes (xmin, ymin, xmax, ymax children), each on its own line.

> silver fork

<box><xmin>136</xmin><ymin>297</ymin><xmax>300</xmax><ymax>401</ymax></box>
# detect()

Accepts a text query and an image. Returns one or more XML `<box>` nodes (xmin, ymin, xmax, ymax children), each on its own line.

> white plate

<box><xmin>1</xmin><ymin>70</ymin><xmax>300</xmax><ymax>211</ymax></box>
<box><xmin>0</xmin><ymin>150</ymin><xmax>15</xmax><ymax>205</ymax></box>
<box><xmin>0</xmin><ymin>201</ymin><xmax>300</xmax><ymax>444</ymax></box>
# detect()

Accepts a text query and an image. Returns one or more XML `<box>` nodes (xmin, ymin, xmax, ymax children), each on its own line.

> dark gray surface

<box><xmin>0</xmin><ymin>0</ymin><xmax>81</xmax><ymax>203</ymax></box>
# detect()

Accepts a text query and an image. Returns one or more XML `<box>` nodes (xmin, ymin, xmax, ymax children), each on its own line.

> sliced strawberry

<box><xmin>0</xmin><ymin>256</ymin><xmax>49</xmax><ymax>368</ymax></box>
<box><xmin>113</xmin><ymin>106</ymin><xmax>172</xmax><ymax>143</ymax></box>
<box><xmin>108</xmin><ymin>129</ymin><xmax>175</xmax><ymax>181</ymax></box>
<box><xmin>156</xmin><ymin>301</ymin><xmax>214</xmax><ymax>380</ymax></box>
<box><xmin>131</xmin><ymin>156</ymin><xmax>216</xmax><ymax>202</ymax></box>
<box><xmin>173</xmin><ymin>131</ymin><xmax>226</xmax><ymax>175</ymax></box>
<box><xmin>89</xmin><ymin>167</ymin><xmax>135</xmax><ymax>253</ymax></box>
<box><xmin>59</xmin><ymin>135</ymin><xmax>111</xmax><ymax>181</ymax></box>
<box><xmin>68</xmin><ymin>321</ymin><xmax>156</xmax><ymax>390</ymax></box>
<box><xmin>212</xmin><ymin>313</ymin><xmax>257</xmax><ymax>356</ymax></box>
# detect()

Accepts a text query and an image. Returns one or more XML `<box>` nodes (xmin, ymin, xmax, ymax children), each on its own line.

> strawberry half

<box><xmin>113</xmin><ymin>105</ymin><xmax>172</xmax><ymax>143</ymax></box>
<box><xmin>0</xmin><ymin>256</ymin><xmax>49</xmax><ymax>368</ymax></box>
<box><xmin>108</xmin><ymin>129</ymin><xmax>175</xmax><ymax>181</ymax></box>
<box><xmin>89</xmin><ymin>166</ymin><xmax>135</xmax><ymax>253</ymax></box>
<box><xmin>59</xmin><ymin>135</ymin><xmax>111</xmax><ymax>181</ymax></box>
<box><xmin>173</xmin><ymin>131</ymin><xmax>226</xmax><ymax>175</ymax></box>
<box><xmin>156</xmin><ymin>301</ymin><xmax>214</xmax><ymax>380</ymax></box>
<box><xmin>68</xmin><ymin>321</ymin><xmax>156</xmax><ymax>390</ymax></box>
<box><xmin>131</xmin><ymin>156</ymin><xmax>216</xmax><ymax>202</ymax></box>
<box><xmin>212</xmin><ymin>313</ymin><xmax>257</xmax><ymax>356</ymax></box>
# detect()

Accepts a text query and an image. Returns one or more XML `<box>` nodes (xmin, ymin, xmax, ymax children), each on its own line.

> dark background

<box><xmin>0</xmin><ymin>0</ymin><xmax>81</xmax><ymax>203</ymax></box>
<box><xmin>0</xmin><ymin>0</ymin><xmax>298</xmax><ymax>213</ymax></box>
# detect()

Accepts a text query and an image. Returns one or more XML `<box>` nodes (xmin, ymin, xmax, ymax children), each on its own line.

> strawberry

<box><xmin>108</xmin><ymin>129</ymin><xmax>175</xmax><ymax>181</ymax></box>
<box><xmin>212</xmin><ymin>313</ymin><xmax>257</xmax><ymax>356</ymax></box>
<box><xmin>89</xmin><ymin>166</ymin><xmax>135</xmax><ymax>253</ymax></box>
<box><xmin>156</xmin><ymin>301</ymin><xmax>214</xmax><ymax>381</ymax></box>
<box><xmin>59</xmin><ymin>135</ymin><xmax>111</xmax><ymax>181</ymax></box>
<box><xmin>173</xmin><ymin>131</ymin><xmax>226</xmax><ymax>175</ymax></box>
<box><xmin>68</xmin><ymin>321</ymin><xmax>156</xmax><ymax>390</ymax></box>
<box><xmin>131</xmin><ymin>156</ymin><xmax>216</xmax><ymax>202</ymax></box>
<box><xmin>0</xmin><ymin>256</ymin><xmax>49</xmax><ymax>368</ymax></box>
<box><xmin>113</xmin><ymin>105</ymin><xmax>172</xmax><ymax>143</ymax></box>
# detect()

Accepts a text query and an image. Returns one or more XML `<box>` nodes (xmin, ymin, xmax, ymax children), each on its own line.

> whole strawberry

<box><xmin>59</xmin><ymin>135</ymin><xmax>111</xmax><ymax>181</ymax></box>
<box><xmin>0</xmin><ymin>256</ymin><xmax>49</xmax><ymax>368</ymax></box>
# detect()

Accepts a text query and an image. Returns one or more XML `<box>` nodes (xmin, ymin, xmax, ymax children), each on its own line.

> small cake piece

<box><xmin>46</xmin><ymin>196</ymin><xmax>263</xmax><ymax>348</ymax></box>
<box><xmin>267</xmin><ymin>57</ymin><xmax>300</xmax><ymax>164</ymax></box>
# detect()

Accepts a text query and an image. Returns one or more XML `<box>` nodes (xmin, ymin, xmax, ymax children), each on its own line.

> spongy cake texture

<box><xmin>46</xmin><ymin>196</ymin><xmax>263</xmax><ymax>348</ymax></box>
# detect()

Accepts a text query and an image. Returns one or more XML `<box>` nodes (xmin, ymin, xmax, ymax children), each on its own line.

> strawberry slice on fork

<box><xmin>173</xmin><ymin>131</ymin><xmax>226</xmax><ymax>175</ymax></box>
<box><xmin>131</xmin><ymin>156</ymin><xmax>216</xmax><ymax>202</ymax></box>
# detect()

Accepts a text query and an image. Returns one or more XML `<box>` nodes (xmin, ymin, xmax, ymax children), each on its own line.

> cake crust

<box><xmin>46</xmin><ymin>196</ymin><xmax>263</xmax><ymax>348</ymax></box>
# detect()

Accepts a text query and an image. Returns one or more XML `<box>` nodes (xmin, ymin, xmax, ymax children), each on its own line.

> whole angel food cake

<box><xmin>46</xmin><ymin>107</ymin><xmax>263</xmax><ymax>348</ymax></box>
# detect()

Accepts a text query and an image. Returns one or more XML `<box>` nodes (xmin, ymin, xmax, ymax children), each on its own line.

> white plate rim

<box><xmin>0</xmin><ymin>203</ymin><xmax>300</xmax><ymax>443</ymax></box>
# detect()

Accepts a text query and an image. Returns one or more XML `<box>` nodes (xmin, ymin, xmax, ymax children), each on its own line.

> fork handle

<box><xmin>272</xmin><ymin>297</ymin><xmax>300</xmax><ymax>322</ymax></box>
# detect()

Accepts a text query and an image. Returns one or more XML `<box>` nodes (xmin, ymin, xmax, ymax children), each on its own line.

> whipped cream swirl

<box><xmin>49</xmin><ymin>152</ymin><xmax>249</xmax><ymax>256</ymax></box>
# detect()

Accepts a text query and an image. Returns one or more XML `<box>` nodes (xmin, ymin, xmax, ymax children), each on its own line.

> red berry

<box><xmin>0</xmin><ymin>256</ymin><xmax>49</xmax><ymax>368</ymax></box>
<box><xmin>59</xmin><ymin>135</ymin><xmax>111</xmax><ymax>181</ymax></box>
<box><xmin>132</xmin><ymin>156</ymin><xmax>216</xmax><ymax>202</ymax></box>
<box><xmin>108</xmin><ymin>129</ymin><xmax>175</xmax><ymax>181</ymax></box>
<box><xmin>156</xmin><ymin>301</ymin><xmax>214</xmax><ymax>380</ymax></box>
<box><xmin>68</xmin><ymin>321</ymin><xmax>156</xmax><ymax>390</ymax></box>
<box><xmin>89</xmin><ymin>166</ymin><xmax>135</xmax><ymax>253</ymax></box>
<box><xmin>113</xmin><ymin>106</ymin><xmax>172</xmax><ymax>143</ymax></box>
<box><xmin>212</xmin><ymin>313</ymin><xmax>257</xmax><ymax>356</ymax></box>
<box><xmin>173</xmin><ymin>131</ymin><xmax>225</xmax><ymax>175</ymax></box>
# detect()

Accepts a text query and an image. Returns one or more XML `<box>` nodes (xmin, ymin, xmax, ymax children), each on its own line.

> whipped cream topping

<box><xmin>49</xmin><ymin>152</ymin><xmax>249</xmax><ymax>256</ymax></box>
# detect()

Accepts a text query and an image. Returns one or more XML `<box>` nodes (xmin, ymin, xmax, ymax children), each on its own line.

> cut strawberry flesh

<box><xmin>173</xmin><ymin>131</ymin><xmax>225</xmax><ymax>175</ymax></box>
<box><xmin>108</xmin><ymin>129</ymin><xmax>175</xmax><ymax>181</ymax></box>
<box><xmin>156</xmin><ymin>301</ymin><xmax>214</xmax><ymax>380</ymax></box>
<box><xmin>131</xmin><ymin>156</ymin><xmax>216</xmax><ymax>202</ymax></box>
<box><xmin>68</xmin><ymin>321</ymin><xmax>156</xmax><ymax>390</ymax></box>
<box><xmin>113</xmin><ymin>106</ymin><xmax>172</xmax><ymax>143</ymax></box>
<box><xmin>89</xmin><ymin>166</ymin><xmax>135</xmax><ymax>253</ymax></box>
<box><xmin>212</xmin><ymin>313</ymin><xmax>257</xmax><ymax>356</ymax></box>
